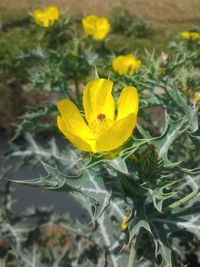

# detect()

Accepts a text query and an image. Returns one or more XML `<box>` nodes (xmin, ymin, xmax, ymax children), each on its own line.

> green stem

<box><xmin>74</xmin><ymin>79</ymin><xmax>81</xmax><ymax>107</ymax></box>
<box><xmin>148</xmin><ymin>187</ymin><xmax>199</xmax><ymax>218</ymax></box>
<box><xmin>169</xmin><ymin>187</ymin><xmax>199</xmax><ymax>209</ymax></box>
<box><xmin>127</xmin><ymin>239</ymin><xmax>137</xmax><ymax>267</ymax></box>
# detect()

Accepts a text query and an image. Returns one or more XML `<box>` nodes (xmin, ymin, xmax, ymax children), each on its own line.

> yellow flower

<box><xmin>180</xmin><ymin>31</ymin><xmax>190</xmax><ymax>39</ymax></box>
<box><xmin>82</xmin><ymin>15</ymin><xmax>110</xmax><ymax>41</ymax></box>
<box><xmin>180</xmin><ymin>31</ymin><xmax>200</xmax><ymax>40</ymax></box>
<box><xmin>57</xmin><ymin>79</ymin><xmax>138</xmax><ymax>153</ymax></box>
<box><xmin>121</xmin><ymin>215</ymin><xmax>129</xmax><ymax>231</ymax></box>
<box><xmin>193</xmin><ymin>93</ymin><xmax>200</xmax><ymax>102</ymax></box>
<box><xmin>112</xmin><ymin>54</ymin><xmax>141</xmax><ymax>75</ymax></box>
<box><xmin>190</xmin><ymin>32</ymin><xmax>200</xmax><ymax>39</ymax></box>
<box><xmin>33</xmin><ymin>6</ymin><xmax>59</xmax><ymax>27</ymax></box>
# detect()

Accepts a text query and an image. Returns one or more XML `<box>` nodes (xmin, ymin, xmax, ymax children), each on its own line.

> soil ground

<box><xmin>0</xmin><ymin>0</ymin><xmax>200</xmax><ymax>23</ymax></box>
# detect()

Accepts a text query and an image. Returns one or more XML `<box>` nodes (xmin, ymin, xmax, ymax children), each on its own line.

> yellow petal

<box><xmin>190</xmin><ymin>32</ymin><xmax>200</xmax><ymax>40</ymax></box>
<box><xmin>33</xmin><ymin>10</ymin><xmax>44</xmax><ymax>22</ymax></box>
<box><xmin>82</xmin><ymin>15</ymin><xmax>110</xmax><ymax>40</ymax></box>
<box><xmin>57</xmin><ymin>116</ymin><xmax>92</xmax><ymax>151</ymax></box>
<box><xmin>33</xmin><ymin>9</ymin><xmax>50</xmax><ymax>27</ymax></box>
<box><xmin>193</xmin><ymin>93</ymin><xmax>200</xmax><ymax>102</ymax></box>
<box><xmin>43</xmin><ymin>17</ymin><xmax>50</xmax><ymax>27</ymax></box>
<box><xmin>96</xmin><ymin>113</ymin><xmax>137</xmax><ymax>152</ymax></box>
<box><xmin>112</xmin><ymin>54</ymin><xmax>141</xmax><ymax>75</ymax></box>
<box><xmin>82</xmin><ymin>15</ymin><xmax>97</xmax><ymax>35</ymax></box>
<box><xmin>180</xmin><ymin>31</ymin><xmax>189</xmax><ymax>39</ymax></box>
<box><xmin>46</xmin><ymin>6</ymin><xmax>59</xmax><ymax>23</ymax></box>
<box><xmin>93</xmin><ymin>17</ymin><xmax>110</xmax><ymax>40</ymax></box>
<box><xmin>112</xmin><ymin>56</ymin><xmax>126</xmax><ymax>75</ymax></box>
<box><xmin>83</xmin><ymin>79</ymin><xmax>115</xmax><ymax>125</ymax></box>
<box><xmin>33</xmin><ymin>9</ymin><xmax>43</xmax><ymax>19</ymax></box>
<box><xmin>57</xmin><ymin>99</ymin><xmax>94</xmax><ymax>139</ymax></box>
<box><xmin>117</xmin><ymin>86</ymin><xmax>138</xmax><ymax>121</ymax></box>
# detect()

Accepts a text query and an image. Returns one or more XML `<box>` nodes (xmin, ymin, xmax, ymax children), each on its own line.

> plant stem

<box><xmin>74</xmin><ymin>79</ymin><xmax>81</xmax><ymax>107</ymax></box>
<box><xmin>169</xmin><ymin>187</ymin><xmax>199</xmax><ymax>209</ymax></box>
<box><xmin>127</xmin><ymin>239</ymin><xmax>137</xmax><ymax>267</ymax></box>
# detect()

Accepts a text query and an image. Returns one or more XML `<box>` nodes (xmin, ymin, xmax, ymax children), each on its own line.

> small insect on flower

<box><xmin>82</xmin><ymin>15</ymin><xmax>111</xmax><ymax>41</ymax></box>
<box><xmin>121</xmin><ymin>215</ymin><xmax>129</xmax><ymax>231</ymax></box>
<box><xmin>33</xmin><ymin>6</ymin><xmax>59</xmax><ymax>28</ymax></box>
<box><xmin>180</xmin><ymin>31</ymin><xmax>200</xmax><ymax>40</ymax></box>
<box><xmin>112</xmin><ymin>54</ymin><xmax>141</xmax><ymax>75</ymax></box>
<box><xmin>56</xmin><ymin>79</ymin><xmax>139</xmax><ymax>153</ymax></box>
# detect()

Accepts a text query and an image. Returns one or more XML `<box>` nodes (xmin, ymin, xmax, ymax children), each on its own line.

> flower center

<box><xmin>89</xmin><ymin>113</ymin><xmax>113</xmax><ymax>138</ymax></box>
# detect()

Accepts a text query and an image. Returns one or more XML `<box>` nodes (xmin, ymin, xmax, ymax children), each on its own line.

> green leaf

<box><xmin>168</xmin><ymin>89</ymin><xmax>198</xmax><ymax>133</ymax></box>
<box><xmin>149</xmin><ymin>217</ymin><xmax>173</xmax><ymax>267</ymax></box>
<box><xmin>6</xmin><ymin>133</ymin><xmax>77</xmax><ymax>168</ymax></box>
<box><xmin>149</xmin><ymin>205</ymin><xmax>200</xmax><ymax>266</ymax></box>
<box><xmin>131</xmin><ymin>112</ymin><xmax>188</xmax><ymax>168</ymax></box>
<box><xmin>168</xmin><ymin>172</ymin><xmax>200</xmax><ymax>210</ymax></box>
<box><xmin>12</xmin><ymin>104</ymin><xmax>56</xmax><ymax>140</ymax></box>
<box><xmin>7</xmin><ymin>162</ymin><xmax>111</xmax><ymax>221</ymax></box>
<box><xmin>150</xmin><ymin>112</ymin><xmax>187</xmax><ymax>167</ymax></box>
<box><xmin>106</xmin><ymin>157</ymin><xmax>129</xmax><ymax>175</ymax></box>
<box><xmin>129</xmin><ymin>217</ymin><xmax>151</xmax><ymax>243</ymax></box>
<box><xmin>189</xmin><ymin>127</ymin><xmax>200</xmax><ymax>148</ymax></box>
<box><xmin>97</xmin><ymin>213</ymin><xmax>128</xmax><ymax>267</ymax></box>
<box><xmin>137</xmin><ymin>124</ymin><xmax>152</xmax><ymax>139</ymax></box>
<box><xmin>150</xmin><ymin>180</ymin><xmax>178</xmax><ymax>212</ymax></box>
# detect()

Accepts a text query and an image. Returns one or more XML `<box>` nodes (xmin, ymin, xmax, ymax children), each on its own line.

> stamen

<box><xmin>89</xmin><ymin>114</ymin><xmax>113</xmax><ymax>137</ymax></box>
<box><xmin>97</xmin><ymin>113</ymin><xmax>106</xmax><ymax>120</ymax></box>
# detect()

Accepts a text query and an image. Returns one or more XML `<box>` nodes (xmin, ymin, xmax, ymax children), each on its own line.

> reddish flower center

<box><xmin>97</xmin><ymin>113</ymin><xmax>106</xmax><ymax>120</ymax></box>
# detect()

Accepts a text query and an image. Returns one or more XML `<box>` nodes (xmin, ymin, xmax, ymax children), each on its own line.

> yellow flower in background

<box><xmin>57</xmin><ymin>79</ymin><xmax>138</xmax><ymax>153</ymax></box>
<box><xmin>33</xmin><ymin>6</ymin><xmax>59</xmax><ymax>27</ymax></box>
<box><xmin>180</xmin><ymin>31</ymin><xmax>200</xmax><ymax>40</ymax></box>
<box><xmin>193</xmin><ymin>93</ymin><xmax>200</xmax><ymax>102</ymax></box>
<box><xmin>82</xmin><ymin>15</ymin><xmax>110</xmax><ymax>41</ymax></box>
<box><xmin>121</xmin><ymin>215</ymin><xmax>129</xmax><ymax>231</ymax></box>
<box><xmin>180</xmin><ymin>31</ymin><xmax>190</xmax><ymax>39</ymax></box>
<box><xmin>190</xmin><ymin>32</ymin><xmax>200</xmax><ymax>39</ymax></box>
<box><xmin>112</xmin><ymin>54</ymin><xmax>141</xmax><ymax>75</ymax></box>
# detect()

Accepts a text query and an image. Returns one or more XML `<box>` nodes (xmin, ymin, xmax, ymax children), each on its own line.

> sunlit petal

<box><xmin>117</xmin><ymin>86</ymin><xmax>138</xmax><ymax>120</ymax></box>
<box><xmin>82</xmin><ymin>15</ymin><xmax>97</xmax><ymax>35</ymax></box>
<box><xmin>82</xmin><ymin>15</ymin><xmax>110</xmax><ymax>41</ymax></box>
<box><xmin>93</xmin><ymin>17</ymin><xmax>110</xmax><ymax>40</ymax></box>
<box><xmin>57</xmin><ymin>116</ymin><xmax>92</xmax><ymax>151</ymax></box>
<box><xmin>57</xmin><ymin>99</ymin><xmax>94</xmax><ymax>139</ymax></box>
<box><xmin>112</xmin><ymin>54</ymin><xmax>141</xmax><ymax>75</ymax></box>
<box><xmin>96</xmin><ymin>113</ymin><xmax>137</xmax><ymax>152</ymax></box>
<box><xmin>83</xmin><ymin>79</ymin><xmax>115</xmax><ymax>124</ymax></box>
